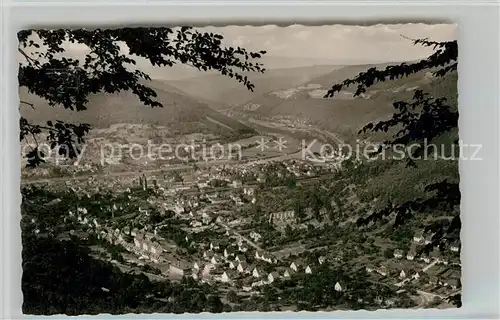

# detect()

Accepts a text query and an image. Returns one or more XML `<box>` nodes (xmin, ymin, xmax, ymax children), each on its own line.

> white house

<box><xmin>202</xmin><ymin>264</ymin><xmax>215</xmax><ymax>277</ymax></box>
<box><xmin>450</xmin><ymin>243</ymin><xmax>460</xmax><ymax>252</ymax></box>
<box><xmin>268</xmin><ymin>272</ymin><xmax>280</xmax><ymax>283</ymax></box>
<box><xmin>290</xmin><ymin>262</ymin><xmax>299</xmax><ymax>272</ymax></box>
<box><xmin>244</xmin><ymin>187</ymin><xmax>254</xmax><ymax>196</ymax></box>
<box><xmin>142</xmin><ymin>241</ymin><xmax>149</xmax><ymax>252</ymax></box>
<box><xmin>252</xmin><ymin>267</ymin><xmax>261</xmax><ymax>278</ymax></box>
<box><xmin>377</xmin><ymin>266</ymin><xmax>388</xmax><ymax>277</ymax></box>
<box><xmin>237</xmin><ymin>261</ymin><xmax>248</xmax><ymax>273</ymax></box>
<box><xmin>193</xmin><ymin>262</ymin><xmax>201</xmax><ymax>271</ymax></box>
<box><xmin>393</xmin><ymin>249</ymin><xmax>403</xmax><ymax>259</ymax></box>
<box><xmin>334</xmin><ymin>282</ymin><xmax>343</xmax><ymax>292</ymax></box>
<box><xmin>249</xmin><ymin>231</ymin><xmax>262</xmax><ymax>242</ymax></box>
<box><xmin>197</xmin><ymin>180</ymin><xmax>209</xmax><ymax>188</ymax></box>
<box><xmin>412</xmin><ymin>272</ymin><xmax>420</xmax><ymax>280</ymax></box>
<box><xmin>211</xmin><ymin>256</ymin><xmax>219</xmax><ymax>265</ymax></box>
<box><xmin>221</xmin><ymin>271</ymin><xmax>231</xmax><ymax>283</ymax></box>
<box><xmin>232</xmin><ymin>180</ymin><xmax>243</xmax><ymax>188</ymax></box>
<box><xmin>420</xmin><ymin>254</ymin><xmax>431</xmax><ymax>263</ymax></box>
<box><xmin>399</xmin><ymin>270</ymin><xmax>406</xmax><ymax>279</ymax></box>
<box><xmin>318</xmin><ymin>256</ymin><xmax>326</xmax><ymax>264</ymax></box>
<box><xmin>235</xmin><ymin>255</ymin><xmax>245</xmax><ymax>262</ymax></box>
<box><xmin>283</xmin><ymin>268</ymin><xmax>294</xmax><ymax>279</ymax></box>
<box><xmin>210</xmin><ymin>242</ymin><xmax>220</xmax><ymax>251</ymax></box>
<box><xmin>131</xmin><ymin>228</ymin><xmax>138</xmax><ymax>237</ymax></box>
<box><xmin>134</xmin><ymin>237</ymin><xmax>142</xmax><ymax>248</ymax></box>
<box><xmin>260</xmin><ymin>253</ymin><xmax>273</xmax><ymax>264</ymax></box>
<box><xmin>204</xmin><ymin>250</ymin><xmax>214</xmax><ymax>260</ymax></box>
<box><xmin>150</xmin><ymin>242</ymin><xmax>163</xmax><ymax>262</ymax></box>
<box><xmin>406</xmin><ymin>252</ymin><xmax>415</xmax><ymax>261</ymax></box>
<box><xmin>229</xmin><ymin>261</ymin><xmax>237</xmax><ymax>269</ymax></box>
<box><xmin>305</xmin><ymin>266</ymin><xmax>313</xmax><ymax>274</ymax></box>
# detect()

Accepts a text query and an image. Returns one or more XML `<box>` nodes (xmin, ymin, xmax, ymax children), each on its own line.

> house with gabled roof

<box><xmin>149</xmin><ymin>242</ymin><xmax>163</xmax><ymax>262</ymax></box>
<box><xmin>193</xmin><ymin>261</ymin><xmax>202</xmax><ymax>271</ymax></box>
<box><xmin>305</xmin><ymin>266</ymin><xmax>313</xmax><ymax>274</ymax></box>
<box><xmin>210</xmin><ymin>241</ymin><xmax>220</xmax><ymax>251</ymax></box>
<box><xmin>246</xmin><ymin>264</ymin><xmax>257</xmax><ymax>276</ymax></box>
<box><xmin>407</xmin><ymin>244</ymin><xmax>418</xmax><ymax>261</ymax></box>
<box><xmin>334</xmin><ymin>282</ymin><xmax>343</xmax><ymax>292</ymax></box>
<box><xmin>210</xmin><ymin>255</ymin><xmax>220</xmax><ymax>265</ymax></box>
<box><xmin>399</xmin><ymin>269</ymin><xmax>407</xmax><ymax>279</ymax></box>
<box><xmin>290</xmin><ymin>262</ymin><xmax>300</xmax><ymax>272</ymax></box>
<box><xmin>420</xmin><ymin>253</ymin><xmax>431</xmax><ymax>263</ymax></box>
<box><xmin>255</xmin><ymin>251</ymin><xmax>263</xmax><ymax>260</ymax></box>
<box><xmin>283</xmin><ymin>268</ymin><xmax>295</xmax><ymax>279</ymax></box>
<box><xmin>377</xmin><ymin>265</ymin><xmax>388</xmax><ymax>277</ymax></box>
<box><xmin>191</xmin><ymin>270</ymin><xmax>200</xmax><ymax>280</ymax></box>
<box><xmin>446</xmin><ymin>278</ymin><xmax>460</xmax><ymax>290</ymax></box>
<box><xmin>220</xmin><ymin>271</ymin><xmax>232</xmax><ymax>283</ymax></box>
<box><xmin>235</xmin><ymin>254</ymin><xmax>246</xmax><ymax>262</ymax></box>
<box><xmin>393</xmin><ymin>249</ymin><xmax>404</xmax><ymax>259</ymax></box>
<box><xmin>201</xmin><ymin>263</ymin><xmax>215</xmax><ymax>277</ymax></box>
<box><xmin>260</xmin><ymin>253</ymin><xmax>273</xmax><ymax>264</ymax></box>
<box><xmin>228</xmin><ymin>260</ymin><xmax>237</xmax><ymax>269</ymax></box>
<box><xmin>318</xmin><ymin>256</ymin><xmax>327</xmax><ymax>264</ymax></box>
<box><xmin>449</xmin><ymin>241</ymin><xmax>460</xmax><ymax>252</ymax></box>
<box><xmin>251</xmin><ymin>266</ymin><xmax>262</xmax><ymax>279</ymax></box>
<box><xmin>237</xmin><ymin>261</ymin><xmax>248</xmax><ymax>273</ymax></box>
<box><xmin>204</xmin><ymin>250</ymin><xmax>215</xmax><ymax>260</ymax></box>
<box><xmin>249</xmin><ymin>231</ymin><xmax>261</xmax><ymax>242</ymax></box>
<box><xmin>268</xmin><ymin>272</ymin><xmax>280</xmax><ymax>283</ymax></box>
<box><xmin>122</xmin><ymin>226</ymin><xmax>130</xmax><ymax>235</ymax></box>
<box><xmin>232</xmin><ymin>179</ymin><xmax>243</xmax><ymax>188</ymax></box>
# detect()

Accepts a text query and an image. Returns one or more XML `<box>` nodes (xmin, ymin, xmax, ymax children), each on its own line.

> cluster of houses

<box><xmin>413</xmin><ymin>230</ymin><xmax>460</xmax><ymax>253</ymax></box>
<box><xmin>268</xmin><ymin>210</ymin><xmax>296</xmax><ymax>226</ymax></box>
<box><xmin>97</xmin><ymin>225</ymin><xmax>165</xmax><ymax>263</ymax></box>
<box><xmin>65</xmin><ymin>204</ymin><xmax>168</xmax><ymax>265</ymax></box>
<box><xmin>187</xmin><ymin>239</ymin><xmax>340</xmax><ymax>292</ymax></box>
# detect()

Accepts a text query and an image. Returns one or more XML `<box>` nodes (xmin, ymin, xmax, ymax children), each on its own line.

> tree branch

<box><xmin>18</xmin><ymin>47</ymin><xmax>41</xmax><ymax>67</ymax></box>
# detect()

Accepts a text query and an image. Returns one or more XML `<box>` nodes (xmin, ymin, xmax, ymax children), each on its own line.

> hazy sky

<box><xmin>21</xmin><ymin>23</ymin><xmax>457</xmax><ymax>80</ymax></box>
<box><xmin>203</xmin><ymin>23</ymin><xmax>457</xmax><ymax>64</ymax></box>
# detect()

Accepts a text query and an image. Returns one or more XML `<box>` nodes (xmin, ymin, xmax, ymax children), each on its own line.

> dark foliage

<box><xmin>22</xmin><ymin>232</ymin><xmax>225</xmax><ymax>315</ymax></box>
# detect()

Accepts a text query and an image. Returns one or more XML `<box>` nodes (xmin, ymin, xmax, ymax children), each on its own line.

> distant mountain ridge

<box><xmin>164</xmin><ymin>65</ymin><xmax>344</xmax><ymax>107</ymax></box>
<box><xmin>225</xmin><ymin>62</ymin><xmax>455</xmax><ymax>143</ymax></box>
<box><xmin>19</xmin><ymin>79</ymin><xmax>254</xmax><ymax>137</ymax></box>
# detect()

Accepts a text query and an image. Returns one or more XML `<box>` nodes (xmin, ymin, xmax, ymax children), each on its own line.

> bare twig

<box><xmin>18</xmin><ymin>47</ymin><xmax>41</xmax><ymax>67</ymax></box>
<box><xmin>20</xmin><ymin>100</ymin><xmax>35</xmax><ymax>109</ymax></box>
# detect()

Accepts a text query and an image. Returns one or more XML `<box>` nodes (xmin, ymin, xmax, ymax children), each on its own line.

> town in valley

<box><xmin>20</xmin><ymin>24</ymin><xmax>460</xmax><ymax>314</ymax></box>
